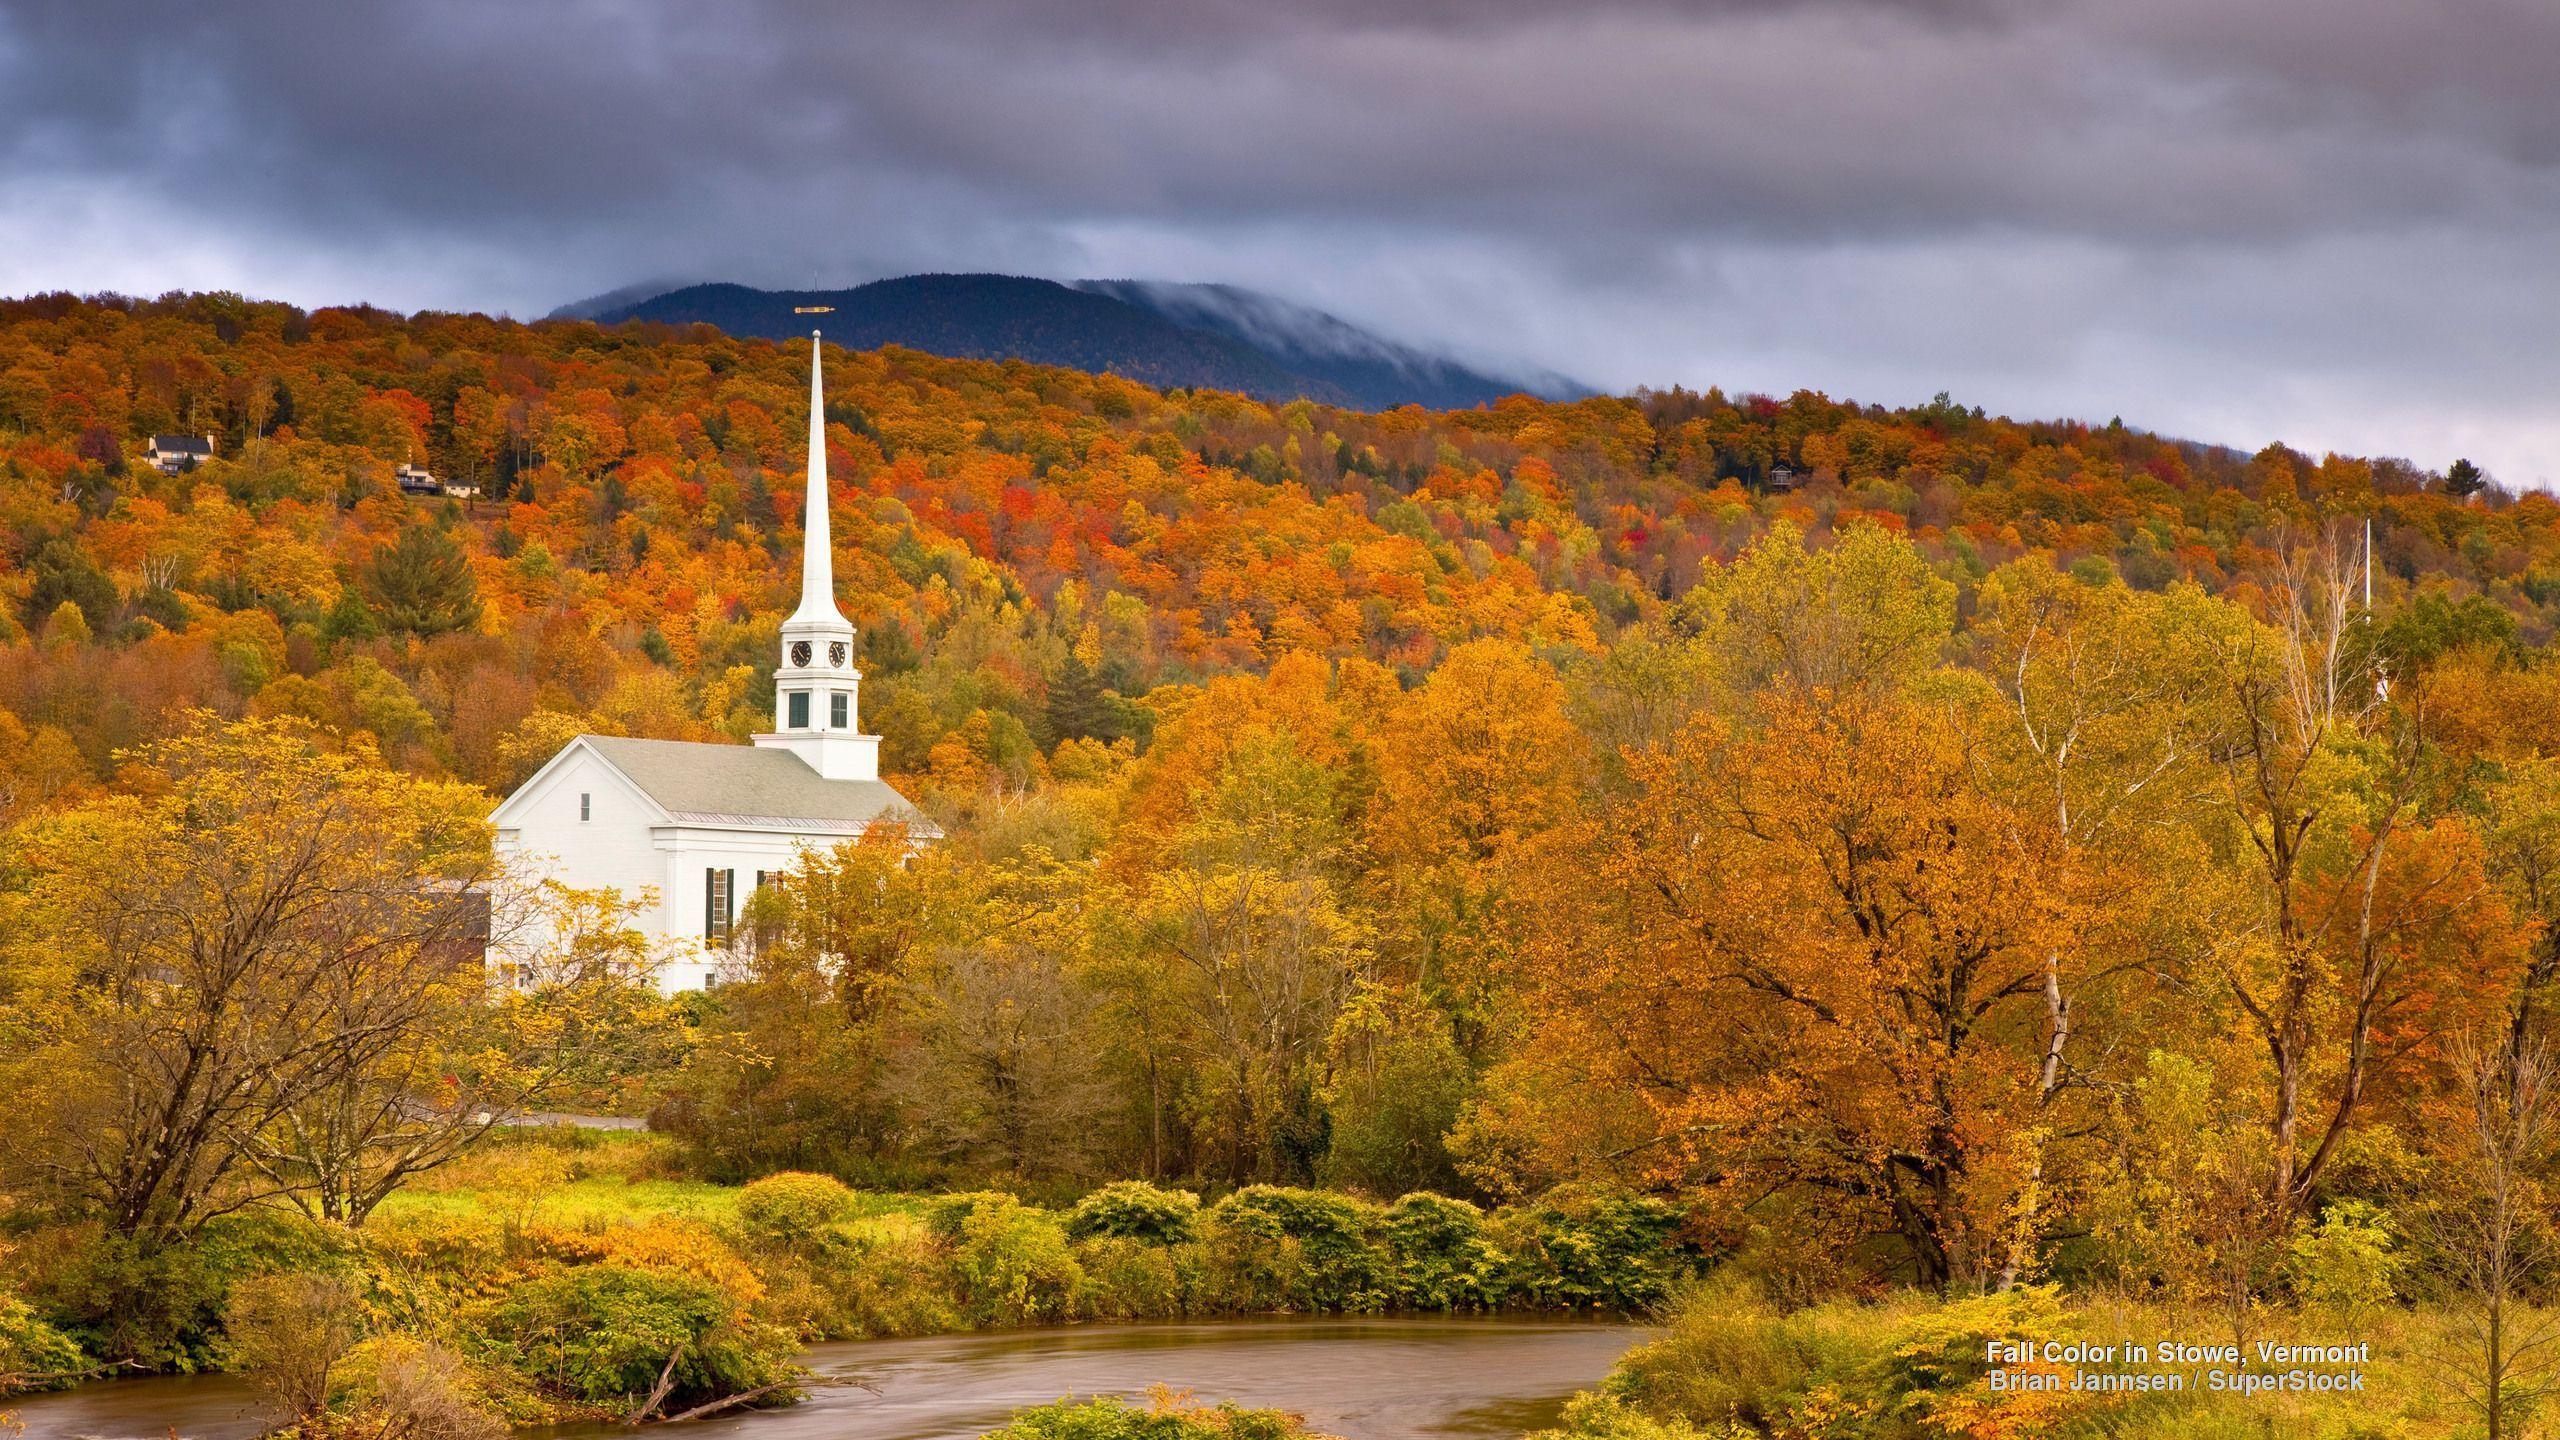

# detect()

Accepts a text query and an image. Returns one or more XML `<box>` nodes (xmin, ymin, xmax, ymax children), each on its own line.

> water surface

<box><xmin>10</xmin><ymin>1315</ymin><xmax>1648</xmax><ymax>1440</ymax></box>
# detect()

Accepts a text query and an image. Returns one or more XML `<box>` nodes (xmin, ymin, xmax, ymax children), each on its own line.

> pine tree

<box><xmin>365</xmin><ymin>525</ymin><xmax>482</xmax><ymax>637</ymax></box>
<box><xmin>1045</xmin><ymin>653</ymin><xmax>1116</xmax><ymax>744</ymax></box>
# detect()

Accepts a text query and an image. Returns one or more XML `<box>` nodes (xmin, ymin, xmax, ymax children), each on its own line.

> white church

<box><xmin>489</xmin><ymin>336</ymin><xmax>936</xmax><ymax>992</ymax></box>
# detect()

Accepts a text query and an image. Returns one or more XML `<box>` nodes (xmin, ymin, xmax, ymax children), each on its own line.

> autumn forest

<box><xmin>4</xmin><ymin>289</ymin><xmax>2560</xmax><ymax>1437</ymax></box>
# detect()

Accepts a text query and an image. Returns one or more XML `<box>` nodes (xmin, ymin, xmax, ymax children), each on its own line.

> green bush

<box><xmin>0</xmin><ymin>1292</ymin><xmax>89</xmax><ymax>1394</ymax></box>
<box><xmin>1068</xmin><ymin>1181</ymin><xmax>1201</xmax><ymax>1245</ymax></box>
<box><xmin>1530</xmin><ymin>1392</ymin><xmax>1733</xmax><ymax>1440</ymax></box>
<box><xmin>1863</xmin><ymin>1285</ymin><xmax>2077</xmax><ymax>1432</ymax></box>
<box><xmin>1604</xmin><ymin>1286</ymin><xmax>1850</xmax><ymax>1427</ymax></box>
<box><xmin>1196</xmin><ymin>1215</ymin><xmax>1301</xmax><ymax>1312</ymax></box>
<box><xmin>1207</xmin><ymin>1187</ymin><xmax>1391</xmax><ymax>1312</ymax></box>
<box><xmin>1500</xmin><ymin>1186</ymin><xmax>1688</xmax><ymax>1310</ymax></box>
<box><xmin>985</xmin><ymin>1394</ymin><xmax>1325</xmax><ymax>1440</ymax></box>
<box><xmin>1379</xmin><ymin>1193</ymin><xmax>1510</xmax><ymax>1310</ymax></box>
<box><xmin>822</xmin><ymin>1216</ymin><xmax>963</xmax><ymax>1338</ymax></box>
<box><xmin>482</xmin><ymin>1263</ymin><xmax>793</xmax><ymax>1408</ymax></box>
<box><xmin>27</xmin><ymin>1229</ymin><xmax>226</xmax><ymax>1370</ymax></box>
<box><xmin>1075</xmin><ymin>1236</ymin><xmax>1194</xmax><ymax>1319</ymax></box>
<box><xmin>2285</xmin><ymin>1199</ymin><xmax>2404</xmax><ymax>1325</ymax></box>
<box><xmin>736</xmin><ymin>1171</ymin><xmax>859</xmax><ymax>1247</ymax></box>
<box><xmin>946</xmin><ymin>1196</ymin><xmax>1084</xmax><ymax>1326</ymax></box>
<box><xmin>1590</xmin><ymin>1285</ymin><xmax>2097</xmax><ymax>1440</ymax></box>
<box><xmin>924</xmin><ymin>1189</ymin><xmax>1028</xmax><ymax>1241</ymax></box>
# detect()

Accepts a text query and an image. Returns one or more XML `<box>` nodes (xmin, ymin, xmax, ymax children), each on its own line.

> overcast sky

<box><xmin>4</xmin><ymin>0</ymin><xmax>2554</xmax><ymax>483</ymax></box>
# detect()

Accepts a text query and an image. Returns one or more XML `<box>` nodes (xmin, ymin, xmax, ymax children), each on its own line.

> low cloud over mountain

<box><xmin>575</xmin><ymin>276</ymin><xmax>1582</xmax><ymax>410</ymax></box>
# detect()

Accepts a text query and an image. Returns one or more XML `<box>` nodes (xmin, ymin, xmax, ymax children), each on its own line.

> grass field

<box><xmin>376</xmin><ymin>1130</ymin><xmax>923</xmax><ymax>1227</ymax></box>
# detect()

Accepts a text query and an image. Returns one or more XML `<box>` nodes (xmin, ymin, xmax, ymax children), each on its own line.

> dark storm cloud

<box><xmin>4</xmin><ymin>0</ymin><xmax>2558</xmax><ymax>479</ymax></box>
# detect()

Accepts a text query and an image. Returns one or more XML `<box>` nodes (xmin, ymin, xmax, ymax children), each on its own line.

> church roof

<box><xmin>580</xmin><ymin>735</ymin><xmax>938</xmax><ymax>836</ymax></box>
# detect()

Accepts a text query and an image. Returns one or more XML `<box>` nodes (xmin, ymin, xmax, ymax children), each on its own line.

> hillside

<box><xmin>1073</xmin><ymin>279</ymin><xmax>1583</xmax><ymax>410</ymax></box>
<box><xmin>14</xmin><ymin>294</ymin><xmax>2560</xmax><ymax>1408</ymax></box>
<box><xmin>0</xmin><ymin>289</ymin><xmax>2537</xmax><ymax>814</ymax></box>
<box><xmin>580</xmin><ymin>274</ymin><xmax>1565</xmax><ymax>410</ymax></box>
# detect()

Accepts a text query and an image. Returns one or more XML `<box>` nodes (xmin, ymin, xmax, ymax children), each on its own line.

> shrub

<box><xmin>1584</xmin><ymin>1286</ymin><xmax>2098</xmax><ymax>1440</ymax></box>
<box><xmin>1604</xmin><ymin>1286</ymin><xmax>1856</xmax><ymax>1427</ymax></box>
<box><xmin>949</xmin><ymin>1197</ymin><xmax>1084</xmax><ymax>1326</ymax></box>
<box><xmin>482</xmin><ymin>1262</ymin><xmax>793</xmax><ymax>1409</ymax></box>
<box><xmin>1069</xmin><ymin>1181</ymin><xmax>1201</xmax><ymax>1245</ymax></box>
<box><xmin>223</xmin><ymin>1271</ymin><xmax>366</xmax><ymax>1425</ymax></box>
<box><xmin>986</xmin><ymin>1389</ymin><xmax>1333</xmax><ymax>1439</ymax></box>
<box><xmin>195</xmin><ymin>1209</ymin><xmax>367</xmax><ymax>1284</ymax></box>
<box><xmin>1501</xmin><ymin>1187</ymin><xmax>1688</xmax><ymax>1310</ymax></box>
<box><xmin>1530</xmin><ymin>1392</ymin><xmax>1733</xmax><ymax>1440</ymax></box>
<box><xmin>925</xmin><ymin>1190</ymin><xmax>1028</xmax><ymax>1241</ymax></box>
<box><xmin>0</xmin><ymin>1292</ymin><xmax>89</xmax><ymax>1394</ymax></box>
<box><xmin>522</xmin><ymin>1220</ymin><xmax>766</xmax><ymax>1310</ymax></box>
<box><xmin>1379</xmin><ymin>1193</ymin><xmax>1510</xmax><ymax>1310</ymax></box>
<box><xmin>336</xmin><ymin>1334</ymin><xmax>505</xmax><ymax>1440</ymax></box>
<box><xmin>1076</xmin><ymin>1237</ymin><xmax>1194</xmax><ymax>1319</ymax></box>
<box><xmin>1206</xmin><ymin>1188</ymin><xmax>1391</xmax><ymax>1312</ymax></box>
<box><xmin>1196</xmin><ymin>1214</ymin><xmax>1302</xmax><ymax>1313</ymax></box>
<box><xmin>1862</xmin><ymin>1285</ymin><xmax>2107</xmax><ymax>1437</ymax></box>
<box><xmin>27</xmin><ymin>1228</ymin><xmax>226</xmax><ymax>1370</ymax></box>
<box><xmin>364</xmin><ymin>1212</ymin><xmax>511</xmax><ymax>1327</ymax></box>
<box><xmin>736</xmin><ymin>1171</ymin><xmax>859</xmax><ymax>1248</ymax></box>
<box><xmin>2285</xmin><ymin>1200</ymin><xmax>2403</xmax><ymax>1331</ymax></box>
<box><xmin>826</xmin><ymin>1215</ymin><xmax>963</xmax><ymax>1338</ymax></box>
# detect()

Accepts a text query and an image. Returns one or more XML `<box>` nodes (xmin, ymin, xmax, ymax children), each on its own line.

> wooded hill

<box><xmin>0</xmin><ymin>287</ymin><xmax>2529</xmax><ymax>813</ymax></box>
<box><xmin>585</xmin><ymin>275</ymin><xmax>1566</xmax><ymax>410</ymax></box>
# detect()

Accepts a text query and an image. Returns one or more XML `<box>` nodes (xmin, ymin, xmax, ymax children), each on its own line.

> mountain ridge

<box><xmin>567</xmin><ymin>274</ymin><xmax>1582</xmax><ymax>411</ymax></box>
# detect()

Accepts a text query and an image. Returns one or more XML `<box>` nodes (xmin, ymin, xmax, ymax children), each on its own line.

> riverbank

<box><xmin>9</xmin><ymin>1315</ymin><xmax>1654</xmax><ymax>1440</ymax></box>
<box><xmin>0</xmin><ymin>1133</ymin><xmax>1696</xmax><ymax>1434</ymax></box>
<box><xmin>1526</xmin><ymin>1284</ymin><xmax>2506</xmax><ymax>1440</ymax></box>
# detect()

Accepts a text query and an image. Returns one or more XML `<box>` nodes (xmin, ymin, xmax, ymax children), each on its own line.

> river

<box><xmin>7</xmin><ymin>1316</ymin><xmax>1650</xmax><ymax>1440</ymax></box>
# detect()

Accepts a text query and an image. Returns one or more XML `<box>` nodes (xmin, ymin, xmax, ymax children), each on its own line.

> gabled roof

<box><xmin>149</xmin><ymin>434</ymin><xmax>212</xmax><ymax>454</ymax></box>
<box><xmin>570</xmin><ymin>735</ymin><xmax>937</xmax><ymax>836</ymax></box>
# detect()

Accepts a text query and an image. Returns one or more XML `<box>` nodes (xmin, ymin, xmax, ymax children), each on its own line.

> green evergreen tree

<box><xmin>24</xmin><ymin>538</ymin><xmax>118</xmax><ymax>631</ymax></box>
<box><xmin>322</xmin><ymin>586</ymin><xmax>380</xmax><ymax>643</ymax></box>
<box><xmin>1044</xmin><ymin>653</ymin><xmax>1117</xmax><ymax>744</ymax></box>
<box><xmin>2446</xmin><ymin>457</ymin><xmax>2488</xmax><ymax>498</ymax></box>
<box><xmin>365</xmin><ymin>525</ymin><xmax>482</xmax><ymax>637</ymax></box>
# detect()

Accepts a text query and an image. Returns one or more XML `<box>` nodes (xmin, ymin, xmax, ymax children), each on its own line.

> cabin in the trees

<box><xmin>395</xmin><ymin>461</ymin><xmax>442</xmax><ymax>494</ymax></box>
<box><xmin>488</xmin><ymin>335</ymin><xmax>936</xmax><ymax>993</ymax></box>
<box><xmin>145</xmin><ymin>433</ymin><xmax>215</xmax><ymax>475</ymax></box>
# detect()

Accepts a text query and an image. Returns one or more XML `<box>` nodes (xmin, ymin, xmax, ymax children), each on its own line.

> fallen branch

<box><xmin>651</xmin><ymin>1375</ymin><xmax>798</xmax><ymax>1424</ymax></box>
<box><xmin>629</xmin><ymin>1346</ymin><xmax>684</xmax><ymax>1425</ymax></box>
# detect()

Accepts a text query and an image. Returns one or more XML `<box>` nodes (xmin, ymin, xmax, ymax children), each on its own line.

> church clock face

<box><xmin>789</xmin><ymin>641</ymin><xmax>812</xmax><ymax>667</ymax></box>
<box><xmin>828</xmin><ymin>642</ymin><xmax>848</xmax><ymax>667</ymax></box>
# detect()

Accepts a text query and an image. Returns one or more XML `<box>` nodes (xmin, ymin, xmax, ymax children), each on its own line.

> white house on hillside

<box><xmin>489</xmin><ymin>335</ymin><xmax>936</xmax><ymax>992</ymax></box>
<box><xmin>145</xmin><ymin>434</ymin><xmax>215</xmax><ymax>475</ymax></box>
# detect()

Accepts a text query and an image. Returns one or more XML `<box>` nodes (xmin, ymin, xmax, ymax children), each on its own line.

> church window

<box><xmin>705</xmin><ymin>868</ymin><xmax>734</xmax><ymax>943</ymax></box>
<box><xmin>830</xmin><ymin>692</ymin><xmax>849</xmax><ymax>728</ymax></box>
<box><xmin>788</xmin><ymin>691</ymin><xmax>810</xmax><ymax>728</ymax></box>
<box><xmin>579</xmin><ymin>792</ymin><xmax>590</xmax><ymax>821</ymax></box>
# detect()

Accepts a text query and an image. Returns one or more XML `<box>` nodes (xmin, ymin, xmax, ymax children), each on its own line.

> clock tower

<box><xmin>753</xmin><ymin>334</ymin><xmax>880</xmax><ymax>782</ymax></box>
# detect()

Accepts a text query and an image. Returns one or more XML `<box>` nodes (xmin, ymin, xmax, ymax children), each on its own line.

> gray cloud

<box><xmin>3</xmin><ymin>0</ymin><xmax>2556</xmax><ymax>482</ymax></box>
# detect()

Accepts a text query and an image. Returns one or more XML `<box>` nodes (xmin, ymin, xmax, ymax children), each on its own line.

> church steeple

<box><xmin>789</xmin><ymin>333</ymin><xmax>847</xmax><ymax>629</ymax></box>
<box><xmin>753</xmin><ymin>333</ymin><xmax>879</xmax><ymax>782</ymax></box>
